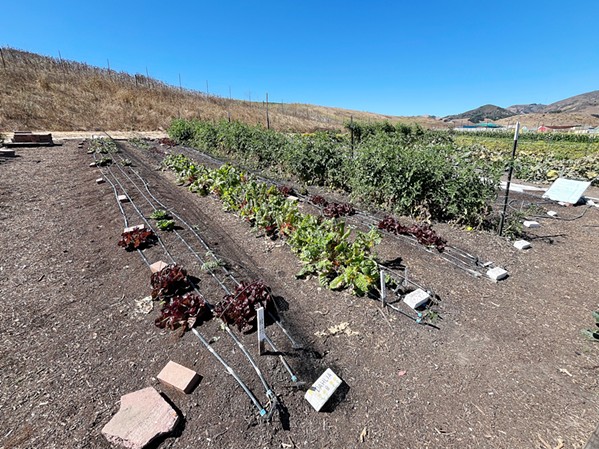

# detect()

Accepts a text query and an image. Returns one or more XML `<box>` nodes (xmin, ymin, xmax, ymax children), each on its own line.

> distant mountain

<box><xmin>446</xmin><ymin>90</ymin><xmax>599</xmax><ymax>126</ymax></box>
<box><xmin>507</xmin><ymin>103</ymin><xmax>546</xmax><ymax>114</ymax></box>
<box><xmin>543</xmin><ymin>90</ymin><xmax>599</xmax><ymax>114</ymax></box>
<box><xmin>443</xmin><ymin>104</ymin><xmax>516</xmax><ymax>124</ymax></box>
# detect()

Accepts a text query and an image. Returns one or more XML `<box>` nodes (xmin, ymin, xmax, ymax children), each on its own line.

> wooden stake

<box><xmin>380</xmin><ymin>270</ymin><xmax>386</xmax><ymax>308</ymax></box>
<box><xmin>266</xmin><ymin>93</ymin><xmax>270</xmax><ymax>129</ymax></box>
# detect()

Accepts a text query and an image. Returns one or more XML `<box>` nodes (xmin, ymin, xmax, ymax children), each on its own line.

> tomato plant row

<box><xmin>167</xmin><ymin>119</ymin><xmax>499</xmax><ymax>226</ymax></box>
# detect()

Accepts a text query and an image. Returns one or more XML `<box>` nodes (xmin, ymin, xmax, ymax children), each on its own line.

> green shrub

<box><xmin>350</xmin><ymin>133</ymin><xmax>499</xmax><ymax>225</ymax></box>
<box><xmin>285</xmin><ymin>132</ymin><xmax>349</xmax><ymax>188</ymax></box>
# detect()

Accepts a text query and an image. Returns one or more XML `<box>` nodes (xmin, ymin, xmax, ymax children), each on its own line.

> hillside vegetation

<box><xmin>0</xmin><ymin>48</ymin><xmax>442</xmax><ymax>133</ymax></box>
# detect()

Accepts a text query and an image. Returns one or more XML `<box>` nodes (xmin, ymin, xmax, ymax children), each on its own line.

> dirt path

<box><xmin>1</xmin><ymin>140</ymin><xmax>598</xmax><ymax>448</ymax></box>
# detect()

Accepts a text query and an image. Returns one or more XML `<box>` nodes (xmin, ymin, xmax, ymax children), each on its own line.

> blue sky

<box><xmin>3</xmin><ymin>0</ymin><xmax>598</xmax><ymax>116</ymax></box>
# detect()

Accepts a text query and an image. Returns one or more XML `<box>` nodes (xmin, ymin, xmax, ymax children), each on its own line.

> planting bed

<box><xmin>1</xmin><ymin>139</ymin><xmax>599</xmax><ymax>449</ymax></box>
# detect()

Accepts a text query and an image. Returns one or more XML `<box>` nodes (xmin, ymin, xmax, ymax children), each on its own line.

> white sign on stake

<box><xmin>256</xmin><ymin>307</ymin><xmax>265</xmax><ymax>355</ymax></box>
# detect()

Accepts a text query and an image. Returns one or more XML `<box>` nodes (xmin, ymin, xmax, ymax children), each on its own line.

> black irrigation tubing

<box><xmin>91</xmin><ymin>143</ymin><xmax>275</xmax><ymax>418</ymax></box>
<box><xmin>114</xmin><ymin>141</ymin><xmax>302</xmax><ymax>349</ymax></box>
<box><xmin>192</xmin><ymin>328</ymin><xmax>267</xmax><ymax>417</ymax></box>
<box><xmin>96</xmin><ymin>156</ymin><xmax>177</xmax><ymax>265</ymax></box>
<box><xmin>97</xmin><ymin>136</ymin><xmax>300</xmax><ymax>390</ymax></box>
<box><xmin>123</xmin><ymin>161</ymin><xmax>240</xmax><ymax>290</ymax></box>
<box><xmin>95</xmin><ymin>159</ymin><xmax>152</xmax><ymax>267</ymax></box>
<box><xmin>111</xmin><ymin>157</ymin><xmax>236</xmax><ymax>295</ymax></box>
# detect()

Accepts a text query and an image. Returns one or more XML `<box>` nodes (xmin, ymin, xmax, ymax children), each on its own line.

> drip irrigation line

<box><xmin>92</xmin><ymin>141</ymin><xmax>272</xmax><ymax>418</ymax></box>
<box><xmin>99</xmin><ymin>158</ymin><xmax>177</xmax><ymax>265</ymax></box>
<box><xmin>191</xmin><ymin>328</ymin><xmax>266</xmax><ymax>417</ymax></box>
<box><xmin>263</xmin><ymin>334</ymin><xmax>299</xmax><ymax>383</ymax></box>
<box><xmin>113</xmin><ymin>158</ymin><xmax>235</xmax><ymax>295</ymax></box>
<box><xmin>223</xmin><ymin>324</ymin><xmax>277</xmax><ymax>405</ymax></box>
<box><xmin>114</xmin><ymin>141</ymin><xmax>301</xmax><ymax>350</ymax></box>
<box><xmin>102</xmin><ymin>137</ymin><xmax>300</xmax><ymax>391</ymax></box>
<box><xmin>96</xmin><ymin>160</ymin><xmax>152</xmax><ymax>268</ymax></box>
<box><xmin>187</xmin><ymin>280</ymin><xmax>284</xmax><ymax>403</ymax></box>
<box><xmin>124</xmin><ymin>161</ymin><xmax>240</xmax><ymax>291</ymax></box>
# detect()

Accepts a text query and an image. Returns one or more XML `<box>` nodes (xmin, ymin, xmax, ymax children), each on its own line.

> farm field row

<box><xmin>1</xmin><ymin>138</ymin><xmax>598</xmax><ymax>448</ymax></box>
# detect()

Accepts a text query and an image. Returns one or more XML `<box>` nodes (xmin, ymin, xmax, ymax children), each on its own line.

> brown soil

<box><xmin>1</xmin><ymin>140</ymin><xmax>598</xmax><ymax>449</ymax></box>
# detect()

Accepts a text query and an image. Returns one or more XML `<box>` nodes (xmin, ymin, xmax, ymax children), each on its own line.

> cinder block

<box><xmin>117</xmin><ymin>194</ymin><xmax>129</xmax><ymax>203</ymax></box>
<box><xmin>150</xmin><ymin>261</ymin><xmax>168</xmax><ymax>274</ymax></box>
<box><xmin>514</xmin><ymin>240</ymin><xmax>531</xmax><ymax>250</ymax></box>
<box><xmin>523</xmin><ymin>220</ymin><xmax>540</xmax><ymax>228</ymax></box>
<box><xmin>305</xmin><ymin>368</ymin><xmax>342</xmax><ymax>412</ymax></box>
<box><xmin>157</xmin><ymin>361</ymin><xmax>201</xmax><ymax>394</ymax></box>
<box><xmin>96</xmin><ymin>178</ymin><xmax>105</xmax><ymax>184</ymax></box>
<box><xmin>487</xmin><ymin>267</ymin><xmax>508</xmax><ymax>281</ymax></box>
<box><xmin>124</xmin><ymin>224</ymin><xmax>145</xmax><ymax>233</ymax></box>
<box><xmin>403</xmin><ymin>288</ymin><xmax>430</xmax><ymax>310</ymax></box>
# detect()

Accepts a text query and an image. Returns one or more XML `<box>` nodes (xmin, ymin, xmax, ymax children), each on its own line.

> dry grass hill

<box><xmin>0</xmin><ymin>48</ymin><xmax>443</xmax><ymax>133</ymax></box>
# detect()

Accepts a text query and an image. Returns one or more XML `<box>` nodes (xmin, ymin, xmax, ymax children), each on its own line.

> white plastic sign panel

<box><xmin>305</xmin><ymin>368</ymin><xmax>342</xmax><ymax>411</ymax></box>
<box><xmin>256</xmin><ymin>307</ymin><xmax>265</xmax><ymax>355</ymax></box>
<box><xmin>542</xmin><ymin>178</ymin><xmax>591</xmax><ymax>204</ymax></box>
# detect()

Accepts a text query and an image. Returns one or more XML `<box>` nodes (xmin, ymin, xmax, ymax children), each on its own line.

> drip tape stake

<box><xmin>191</xmin><ymin>328</ymin><xmax>266</xmax><ymax>417</ymax></box>
<box><xmin>263</xmin><ymin>334</ymin><xmax>301</xmax><ymax>384</ymax></box>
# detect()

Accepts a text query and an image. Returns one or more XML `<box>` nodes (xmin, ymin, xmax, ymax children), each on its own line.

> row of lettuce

<box><xmin>163</xmin><ymin>154</ymin><xmax>381</xmax><ymax>296</ymax></box>
<box><xmin>168</xmin><ymin>119</ymin><xmax>500</xmax><ymax>226</ymax></box>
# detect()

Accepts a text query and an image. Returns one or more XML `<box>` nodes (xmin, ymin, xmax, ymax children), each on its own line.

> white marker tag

<box><xmin>256</xmin><ymin>307</ymin><xmax>265</xmax><ymax>355</ymax></box>
<box><xmin>305</xmin><ymin>368</ymin><xmax>342</xmax><ymax>411</ymax></box>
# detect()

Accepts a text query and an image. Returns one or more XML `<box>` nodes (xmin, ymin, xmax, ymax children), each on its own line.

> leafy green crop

<box><xmin>156</xmin><ymin>219</ymin><xmax>175</xmax><ymax>231</ymax></box>
<box><xmin>163</xmin><ymin>154</ymin><xmax>382</xmax><ymax>296</ymax></box>
<box><xmin>150</xmin><ymin>209</ymin><xmax>172</xmax><ymax>220</ymax></box>
<box><xmin>88</xmin><ymin>138</ymin><xmax>119</xmax><ymax>154</ymax></box>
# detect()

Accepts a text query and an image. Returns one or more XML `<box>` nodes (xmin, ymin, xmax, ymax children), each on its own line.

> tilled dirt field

<box><xmin>1</xmin><ymin>140</ymin><xmax>598</xmax><ymax>449</ymax></box>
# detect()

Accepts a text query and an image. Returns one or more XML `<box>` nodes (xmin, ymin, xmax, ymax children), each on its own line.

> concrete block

<box><xmin>403</xmin><ymin>288</ymin><xmax>430</xmax><ymax>310</ymax></box>
<box><xmin>117</xmin><ymin>195</ymin><xmax>129</xmax><ymax>203</ymax></box>
<box><xmin>305</xmin><ymin>368</ymin><xmax>342</xmax><ymax>412</ymax></box>
<box><xmin>101</xmin><ymin>387</ymin><xmax>179</xmax><ymax>449</ymax></box>
<box><xmin>157</xmin><ymin>361</ymin><xmax>201</xmax><ymax>394</ymax></box>
<box><xmin>547</xmin><ymin>210</ymin><xmax>558</xmax><ymax>217</ymax></box>
<box><xmin>150</xmin><ymin>261</ymin><xmax>168</xmax><ymax>274</ymax></box>
<box><xmin>96</xmin><ymin>178</ymin><xmax>105</xmax><ymax>184</ymax></box>
<box><xmin>514</xmin><ymin>240</ymin><xmax>531</xmax><ymax>250</ymax></box>
<box><xmin>523</xmin><ymin>221</ymin><xmax>540</xmax><ymax>228</ymax></box>
<box><xmin>487</xmin><ymin>267</ymin><xmax>508</xmax><ymax>281</ymax></box>
<box><xmin>124</xmin><ymin>224</ymin><xmax>145</xmax><ymax>233</ymax></box>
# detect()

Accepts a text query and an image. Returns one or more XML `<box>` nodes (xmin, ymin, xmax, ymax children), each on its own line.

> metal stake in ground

<box><xmin>498</xmin><ymin>121</ymin><xmax>521</xmax><ymax>237</ymax></box>
<box><xmin>191</xmin><ymin>328</ymin><xmax>267</xmax><ymax>417</ymax></box>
